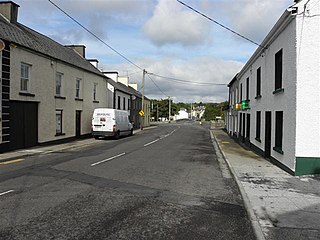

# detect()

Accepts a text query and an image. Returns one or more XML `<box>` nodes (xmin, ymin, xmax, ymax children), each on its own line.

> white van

<box><xmin>92</xmin><ymin>108</ymin><xmax>133</xmax><ymax>139</ymax></box>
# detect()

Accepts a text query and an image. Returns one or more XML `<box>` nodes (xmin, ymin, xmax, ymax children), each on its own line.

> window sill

<box><xmin>75</xmin><ymin>98</ymin><xmax>83</xmax><ymax>101</ymax></box>
<box><xmin>273</xmin><ymin>147</ymin><xmax>284</xmax><ymax>154</ymax></box>
<box><xmin>255</xmin><ymin>137</ymin><xmax>261</xmax><ymax>142</ymax></box>
<box><xmin>273</xmin><ymin>88</ymin><xmax>284</xmax><ymax>94</ymax></box>
<box><xmin>255</xmin><ymin>95</ymin><xmax>262</xmax><ymax>99</ymax></box>
<box><xmin>19</xmin><ymin>92</ymin><xmax>35</xmax><ymax>97</ymax></box>
<box><xmin>93</xmin><ymin>100</ymin><xmax>99</xmax><ymax>103</ymax></box>
<box><xmin>55</xmin><ymin>95</ymin><xmax>66</xmax><ymax>100</ymax></box>
<box><xmin>55</xmin><ymin>133</ymin><xmax>66</xmax><ymax>137</ymax></box>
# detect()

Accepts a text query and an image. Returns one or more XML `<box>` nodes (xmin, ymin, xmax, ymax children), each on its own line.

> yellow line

<box><xmin>0</xmin><ymin>159</ymin><xmax>24</xmax><ymax>165</ymax></box>
<box><xmin>222</xmin><ymin>141</ymin><xmax>230</xmax><ymax>144</ymax></box>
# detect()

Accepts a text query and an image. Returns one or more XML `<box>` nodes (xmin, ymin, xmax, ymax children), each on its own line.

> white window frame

<box><xmin>21</xmin><ymin>63</ymin><xmax>30</xmax><ymax>92</ymax></box>
<box><xmin>56</xmin><ymin>72</ymin><xmax>63</xmax><ymax>96</ymax></box>
<box><xmin>76</xmin><ymin>78</ymin><xmax>81</xmax><ymax>98</ymax></box>
<box><xmin>56</xmin><ymin>110</ymin><xmax>63</xmax><ymax>135</ymax></box>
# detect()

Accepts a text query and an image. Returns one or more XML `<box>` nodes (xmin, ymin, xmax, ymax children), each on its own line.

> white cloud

<box><xmin>218</xmin><ymin>0</ymin><xmax>292</xmax><ymax>43</ymax></box>
<box><xmin>101</xmin><ymin>56</ymin><xmax>243</xmax><ymax>103</ymax></box>
<box><xmin>143</xmin><ymin>0</ymin><xmax>211</xmax><ymax>47</ymax></box>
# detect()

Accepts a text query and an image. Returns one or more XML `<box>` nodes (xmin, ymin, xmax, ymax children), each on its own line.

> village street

<box><xmin>0</xmin><ymin>122</ymin><xmax>254</xmax><ymax>239</ymax></box>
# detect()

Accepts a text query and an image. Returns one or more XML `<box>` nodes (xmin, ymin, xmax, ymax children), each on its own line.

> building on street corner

<box><xmin>226</xmin><ymin>0</ymin><xmax>320</xmax><ymax>176</ymax></box>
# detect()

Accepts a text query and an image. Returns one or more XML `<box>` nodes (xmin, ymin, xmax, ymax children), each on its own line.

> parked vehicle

<box><xmin>92</xmin><ymin>108</ymin><xmax>133</xmax><ymax>139</ymax></box>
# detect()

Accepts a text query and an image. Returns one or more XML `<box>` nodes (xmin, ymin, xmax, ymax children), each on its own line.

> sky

<box><xmin>14</xmin><ymin>0</ymin><xmax>293</xmax><ymax>103</ymax></box>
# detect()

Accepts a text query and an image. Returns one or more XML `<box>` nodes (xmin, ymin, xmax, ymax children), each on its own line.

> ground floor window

<box><xmin>56</xmin><ymin>110</ymin><xmax>63</xmax><ymax>135</ymax></box>
<box><xmin>255</xmin><ymin>111</ymin><xmax>261</xmax><ymax>141</ymax></box>
<box><xmin>274</xmin><ymin>111</ymin><xmax>283</xmax><ymax>154</ymax></box>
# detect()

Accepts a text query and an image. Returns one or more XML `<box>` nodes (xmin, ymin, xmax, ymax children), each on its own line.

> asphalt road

<box><xmin>0</xmin><ymin>121</ymin><xmax>255</xmax><ymax>240</ymax></box>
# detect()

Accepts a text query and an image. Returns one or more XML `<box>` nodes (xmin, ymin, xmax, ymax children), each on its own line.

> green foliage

<box><xmin>202</xmin><ymin>101</ymin><xmax>228</xmax><ymax>120</ymax></box>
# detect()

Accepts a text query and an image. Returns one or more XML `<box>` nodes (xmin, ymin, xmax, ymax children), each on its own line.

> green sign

<box><xmin>241</xmin><ymin>100</ymin><xmax>250</xmax><ymax>110</ymax></box>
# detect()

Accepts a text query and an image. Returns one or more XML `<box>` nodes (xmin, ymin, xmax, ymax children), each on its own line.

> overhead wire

<box><xmin>176</xmin><ymin>0</ymin><xmax>267</xmax><ymax>50</ymax></box>
<box><xmin>148</xmin><ymin>73</ymin><xmax>227</xmax><ymax>86</ymax></box>
<box><xmin>47</xmin><ymin>0</ymin><xmax>143</xmax><ymax>71</ymax></box>
<box><xmin>147</xmin><ymin>74</ymin><xmax>168</xmax><ymax>97</ymax></box>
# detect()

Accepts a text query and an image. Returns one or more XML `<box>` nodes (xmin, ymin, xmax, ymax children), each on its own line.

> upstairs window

<box><xmin>21</xmin><ymin>63</ymin><xmax>30</xmax><ymax>92</ymax></box>
<box><xmin>240</xmin><ymin>83</ymin><xmax>243</xmax><ymax>101</ymax></box>
<box><xmin>256</xmin><ymin>67</ymin><xmax>261</xmax><ymax>98</ymax></box>
<box><xmin>76</xmin><ymin>78</ymin><xmax>81</xmax><ymax>98</ymax></box>
<box><xmin>123</xmin><ymin>97</ymin><xmax>126</xmax><ymax>110</ymax></box>
<box><xmin>93</xmin><ymin>83</ymin><xmax>98</xmax><ymax>101</ymax></box>
<box><xmin>56</xmin><ymin>72</ymin><xmax>63</xmax><ymax>96</ymax></box>
<box><xmin>275</xmin><ymin>49</ymin><xmax>283</xmax><ymax>92</ymax></box>
<box><xmin>246</xmin><ymin>77</ymin><xmax>249</xmax><ymax>100</ymax></box>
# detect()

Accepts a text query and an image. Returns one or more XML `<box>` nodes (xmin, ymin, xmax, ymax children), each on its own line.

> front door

<box><xmin>75</xmin><ymin>110</ymin><xmax>81</xmax><ymax>138</ymax></box>
<box><xmin>265</xmin><ymin>111</ymin><xmax>271</xmax><ymax>158</ymax></box>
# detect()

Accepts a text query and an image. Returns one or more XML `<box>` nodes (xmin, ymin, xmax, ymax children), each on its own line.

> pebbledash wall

<box><xmin>226</xmin><ymin>0</ymin><xmax>320</xmax><ymax>176</ymax></box>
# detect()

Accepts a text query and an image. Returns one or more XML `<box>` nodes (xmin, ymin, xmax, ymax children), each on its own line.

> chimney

<box><xmin>129</xmin><ymin>83</ymin><xmax>138</xmax><ymax>91</ymax></box>
<box><xmin>87</xmin><ymin>59</ymin><xmax>99</xmax><ymax>68</ymax></box>
<box><xmin>103</xmin><ymin>72</ymin><xmax>118</xmax><ymax>82</ymax></box>
<box><xmin>65</xmin><ymin>45</ymin><xmax>86</xmax><ymax>58</ymax></box>
<box><xmin>0</xmin><ymin>1</ymin><xmax>20</xmax><ymax>24</ymax></box>
<box><xmin>118</xmin><ymin>76</ymin><xmax>129</xmax><ymax>86</ymax></box>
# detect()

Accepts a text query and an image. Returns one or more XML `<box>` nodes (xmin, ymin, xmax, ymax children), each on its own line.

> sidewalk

<box><xmin>212</xmin><ymin>128</ymin><xmax>320</xmax><ymax>240</ymax></box>
<box><xmin>0</xmin><ymin>128</ymin><xmax>145</xmax><ymax>163</ymax></box>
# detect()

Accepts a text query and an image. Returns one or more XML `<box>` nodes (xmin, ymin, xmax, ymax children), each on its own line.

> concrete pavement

<box><xmin>212</xmin><ymin>128</ymin><xmax>320</xmax><ymax>240</ymax></box>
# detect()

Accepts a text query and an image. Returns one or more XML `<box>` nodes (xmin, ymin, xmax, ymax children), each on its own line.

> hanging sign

<box><xmin>0</xmin><ymin>39</ymin><xmax>5</xmax><ymax>51</ymax></box>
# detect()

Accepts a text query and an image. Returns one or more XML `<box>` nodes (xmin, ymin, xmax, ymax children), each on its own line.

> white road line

<box><xmin>91</xmin><ymin>152</ymin><xmax>126</xmax><ymax>166</ymax></box>
<box><xmin>144</xmin><ymin>139</ymin><xmax>160</xmax><ymax>147</ymax></box>
<box><xmin>0</xmin><ymin>190</ymin><xmax>14</xmax><ymax>196</ymax></box>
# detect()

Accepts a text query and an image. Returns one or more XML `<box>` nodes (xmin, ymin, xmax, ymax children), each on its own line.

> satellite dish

<box><xmin>0</xmin><ymin>40</ymin><xmax>5</xmax><ymax>51</ymax></box>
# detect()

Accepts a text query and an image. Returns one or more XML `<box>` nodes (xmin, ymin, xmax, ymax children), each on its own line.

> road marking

<box><xmin>0</xmin><ymin>159</ymin><xmax>24</xmax><ymax>165</ymax></box>
<box><xmin>91</xmin><ymin>152</ymin><xmax>126</xmax><ymax>166</ymax></box>
<box><xmin>222</xmin><ymin>141</ymin><xmax>230</xmax><ymax>144</ymax></box>
<box><xmin>144</xmin><ymin>139</ymin><xmax>160</xmax><ymax>147</ymax></box>
<box><xmin>0</xmin><ymin>190</ymin><xmax>14</xmax><ymax>196</ymax></box>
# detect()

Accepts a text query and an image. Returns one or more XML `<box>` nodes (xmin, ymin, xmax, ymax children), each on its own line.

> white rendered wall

<box><xmin>295</xmin><ymin>0</ymin><xmax>320</xmax><ymax>158</ymax></box>
<box><xmin>237</xmin><ymin>18</ymin><xmax>297</xmax><ymax>171</ymax></box>
<box><xmin>10</xmin><ymin>47</ymin><xmax>108</xmax><ymax>143</ymax></box>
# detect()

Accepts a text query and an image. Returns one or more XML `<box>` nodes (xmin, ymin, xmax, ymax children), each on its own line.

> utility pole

<box><xmin>141</xmin><ymin>69</ymin><xmax>146</xmax><ymax>129</ymax></box>
<box><xmin>168</xmin><ymin>96</ymin><xmax>171</xmax><ymax>123</ymax></box>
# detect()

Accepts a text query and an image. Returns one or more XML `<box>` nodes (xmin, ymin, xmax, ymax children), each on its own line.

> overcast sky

<box><xmin>14</xmin><ymin>0</ymin><xmax>293</xmax><ymax>103</ymax></box>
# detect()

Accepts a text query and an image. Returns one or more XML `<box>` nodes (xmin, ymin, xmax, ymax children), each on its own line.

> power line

<box><xmin>147</xmin><ymin>74</ymin><xmax>168</xmax><ymax>97</ymax></box>
<box><xmin>176</xmin><ymin>0</ymin><xmax>266</xmax><ymax>50</ymax></box>
<box><xmin>148</xmin><ymin>73</ymin><xmax>227</xmax><ymax>86</ymax></box>
<box><xmin>47</xmin><ymin>0</ymin><xmax>143</xmax><ymax>71</ymax></box>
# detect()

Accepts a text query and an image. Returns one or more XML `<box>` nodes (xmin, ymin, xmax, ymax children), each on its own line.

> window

<box><xmin>128</xmin><ymin>99</ymin><xmax>130</xmax><ymax>110</ymax></box>
<box><xmin>246</xmin><ymin>77</ymin><xmax>249</xmax><ymax>100</ymax></box>
<box><xmin>56</xmin><ymin>110</ymin><xmax>63</xmax><ymax>135</ymax></box>
<box><xmin>256</xmin><ymin>67</ymin><xmax>261</xmax><ymax>98</ymax></box>
<box><xmin>56</xmin><ymin>72</ymin><xmax>63</xmax><ymax>96</ymax></box>
<box><xmin>255</xmin><ymin>111</ymin><xmax>261</xmax><ymax>141</ymax></box>
<box><xmin>21</xmin><ymin>63</ymin><xmax>30</xmax><ymax>92</ymax></box>
<box><xmin>240</xmin><ymin>83</ymin><xmax>243</xmax><ymax>101</ymax></box>
<box><xmin>117</xmin><ymin>96</ymin><xmax>121</xmax><ymax>110</ymax></box>
<box><xmin>274</xmin><ymin>111</ymin><xmax>283</xmax><ymax>153</ymax></box>
<box><xmin>93</xmin><ymin>83</ymin><xmax>98</xmax><ymax>100</ymax></box>
<box><xmin>274</xmin><ymin>49</ymin><xmax>283</xmax><ymax>92</ymax></box>
<box><xmin>123</xmin><ymin>97</ymin><xmax>126</xmax><ymax>110</ymax></box>
<box><xmin>76</xmin><ymin>78</ymin><xmax>81</xmax><ymax>98</ymax></box>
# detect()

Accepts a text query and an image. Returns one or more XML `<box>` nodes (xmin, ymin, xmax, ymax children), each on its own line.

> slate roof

<box><xmin>0</xmin><ymin>15</ymin><xmax>105</xmax><ymax>77</ymax></box>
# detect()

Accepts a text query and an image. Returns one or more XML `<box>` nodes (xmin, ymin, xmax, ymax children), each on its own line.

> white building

<box><xmin>226</xmin><ymin>0</ymin><xmax>320</xmax><ymax>176</ymax></box>
<box><xmin>174</xmin><ymin>108</ymin><xmax>189</xmax><ymax>120</ymax></box>
<box><xmin>0</xmin><ymin>2</ymin><xmax>110</xmax><ymax>151</ymax></box>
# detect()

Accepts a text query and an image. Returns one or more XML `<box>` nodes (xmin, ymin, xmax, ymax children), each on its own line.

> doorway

<box><xmin>75</xmin><ymin>110</ymin><xmax>81</xmax><ymax>138</ymax></box>
<box><xmin>265</xmin><ymin>111</ymin><xmax>272</xmax><ymax>158</ymax></box>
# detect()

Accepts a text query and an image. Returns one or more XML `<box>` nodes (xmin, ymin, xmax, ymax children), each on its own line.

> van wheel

<box><xmin>94</xmin><ymin>136</ymin><xmax>99</xmax><ymax>140</ymax></box>
<box><xmin>114</xmin><ymin>131</ymin><xmax>120</xmax><ymax>140</ymax></box>
<box><xmin>129</xmin><ymin>129</ymin><xmax>133</xmax><ymax>136</ymax></box>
